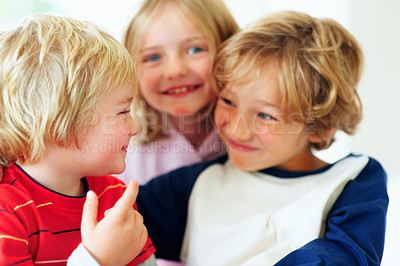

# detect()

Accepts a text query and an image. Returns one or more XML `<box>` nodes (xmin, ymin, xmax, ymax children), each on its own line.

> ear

<box><xmin>308</xmin><ymin>127</ymin><xmax>337</xmax><ymax>144</ymax></box>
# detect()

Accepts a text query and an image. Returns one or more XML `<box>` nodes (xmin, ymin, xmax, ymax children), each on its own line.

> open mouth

<box><xmin>162</xmin><ymin>85</ymin><xmax>200</xmax><ymax>96</ymax></box>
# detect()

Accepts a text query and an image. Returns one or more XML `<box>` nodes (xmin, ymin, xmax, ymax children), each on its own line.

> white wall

<box><xmin>349</xmin><ymin>0</ymin><xmax>400</xmax><ymax>178</ymax></box>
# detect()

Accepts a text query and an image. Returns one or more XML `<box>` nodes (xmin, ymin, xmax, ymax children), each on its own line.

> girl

<box><xmin>118</xmin><ymin>0</ymin><xmax>239</xmax><ymax>186</ymax></box>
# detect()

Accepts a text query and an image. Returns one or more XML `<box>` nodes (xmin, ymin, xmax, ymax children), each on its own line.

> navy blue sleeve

<box><xmin>136</xmin><ymin>155</ymin><xmax>228</xmax><ymax>261</ymax></box>
<box><xmin>275</xmin><ymin>157</ymin><xmax>389</xmax><ymax>266</ymax></box>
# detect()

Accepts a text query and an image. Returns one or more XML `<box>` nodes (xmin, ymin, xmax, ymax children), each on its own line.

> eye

<box><xmin>144</xmin><ymin>54</ymin><xmax>161</xmax><ymax>62</ymax></box>
<box><xmin>220</xmin><ymin>97</ymin><xmax>235</xmax><ymax>107</ymax></box>
<box><xmin>188</xmin><ymin>47</ymin><xmax>203</xmax><ymax>54</ymax></box>
<box><xmin>257</xmin><ymin>112</ymin><xmax>276</xmax><ymax>121</ymax></box>
<box><xmin>119</xmin><ymin>110</ymin><xmax>131</xmax><ymax>115</ymax></box>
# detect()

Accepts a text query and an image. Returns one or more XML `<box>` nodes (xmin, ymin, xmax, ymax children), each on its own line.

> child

<box><xmin>132</xmin><ymin>11</ymin><xmax>388</xmax><ymax>265</ymax></box>
<box><xmin>117</xmin><ymin>0</ymin><xmax>239</xmax><ymax>185</ymax></box>
<box><xmin>0</xmin><ymin>13</ymin><xmax>155</xmax><ymax>265</ymax></box>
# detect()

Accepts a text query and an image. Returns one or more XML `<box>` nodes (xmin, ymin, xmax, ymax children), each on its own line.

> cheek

<box><xmin>196</xmin><ymin>54</ymin><xmax>212</xmax><ymax>77</ymax></box>
<box><xmin>214</xmin><ymin>102</ymin><xmax>225</xmax><ymax>128</ymax></box>
<box><xmin>203</xmin><ymin>58</ymin><xmax>213</xmax><ymax>80</ymax></box>
<box><xmin>117</xmin><ymin>117</ymin><xmax>131</xmax><ymax>135</ymax></box>
<box><xmin>257</xmin><ymin>133</ymin><xmax>277</xmax><ymax>147</ymax></box>
<box><xmin>138</xmin><ymin>83</ymin><xmax>156</xmax><ymax>107</ymax></box>
<box><xmin>193</xmin><ymin>56</ymin><xmax>212</xmax><ymax>89</ymax></box>
<box><xmin>214</xmin><ymin>104</ymin><xmax>229</xmax><ymax>132</ymax></box>
<box><xmin>138</xmin><ymin>67</ymin><xmax>158</xmax><ymax>94</ymax></box>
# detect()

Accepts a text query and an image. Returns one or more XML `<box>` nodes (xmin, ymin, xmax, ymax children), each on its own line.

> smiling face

<box><xmin>137</xmin><ymin>5</ymin><xmax>214</xmax><ymax>116</ymax></box>
<box><xmin>76</xmin><ymin>86</ymin><xmax>139</xmax><ymax>176</ymax></box>
<box><xmin>214</xmin><ymin>60</ymin><xmax>326</xmax><ymax>172</ymax></box>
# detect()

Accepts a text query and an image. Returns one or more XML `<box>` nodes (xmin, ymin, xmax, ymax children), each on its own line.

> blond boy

<box><xmin>0</xmin><ymin>13</ymin><xmax>155</xmax><ymax>265</ymax></box>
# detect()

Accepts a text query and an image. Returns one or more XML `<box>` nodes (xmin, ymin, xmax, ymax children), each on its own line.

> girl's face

<box><xmin>137</xmin><ymin>6</ymin><xmax>213</xmax><ymax>116</ymax></box>
<box><xmin>214</xmin><ymin>60</ymin><xmax>324</xmax><ymax>172</ymax></box>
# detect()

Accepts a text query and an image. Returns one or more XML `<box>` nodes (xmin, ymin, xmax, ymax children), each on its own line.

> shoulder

<box><xmin>344</xmin><ymin>154</ymin><xmax>387</xmax><ymax>185</ymax></box>
<box><xmin>331</xmin><ymin>154</ymin><xmax>388</xmax><ymax>211</ymax></box>
<box><xmin>0</xmin><ymin>167</ymin><xmax>33</xmax><ymax>211</ymax></box>
<box><xmin>329</xmin><ymin>154</ymin><xmax>387</xmax><ymax>193</ymax></box>
<box><xmin>0</xmin><ymin>181</ymin><xmax>36</xmax><ymax>222</ymax></box>
<box><xmin>360</xmin><ymin>156</ymin><xmax>386</xmax><ymax>178</ymax></box>
<box><xmin>0</xmin><ymin>184</ymin><xmax>30</xmax><ymax>209</ymax></box>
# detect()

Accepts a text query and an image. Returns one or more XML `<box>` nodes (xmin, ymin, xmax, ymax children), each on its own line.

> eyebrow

<box><xmin>117</xmin><ymin>96</ymin><xmax>134</xmax><ymax>105</ymax></box>
<box><xmin>139</xmin><ymin>36</ymin><xmax>207</xmax><ymax>53</ymax></box>
<box><xmin>221</xmin><ymin>89</ymin><xmax>280</xmax><ymax>108</ymax></box>
<box><xmin>254</xmin><ymin>98</ymin><xmax>280</xmax><ymax>108</ymax></box>
<box><xmin>184</xmin><ymin>36</ymin><xmax>207</xmax><ymax>43</ymax></box>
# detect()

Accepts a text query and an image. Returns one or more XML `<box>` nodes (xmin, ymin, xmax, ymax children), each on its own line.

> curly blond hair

<box><xmin>0</xmin><ymin>13</ymin><xmax>137</xmax><ymax>166</ymax></box>
<box><xmin>214</xmin><ymin>11</ymin><xmax>363</xmax><ymax>150</ymax></box>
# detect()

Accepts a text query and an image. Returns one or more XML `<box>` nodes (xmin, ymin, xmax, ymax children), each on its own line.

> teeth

<box><xmin>166</xmin><ymin>86</ymin><xmax>194</xmax><ymax>94</ymax></box>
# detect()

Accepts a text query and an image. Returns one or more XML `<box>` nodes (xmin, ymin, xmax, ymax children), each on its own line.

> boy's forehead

<box><xmin>221</xmin><ymin>62</ymin><xmax>283</xmax><ymax>108</ymax></box>
<box><xmin>117</xmin><ymin>94</ymin><xmax>134</xmax><ymax>104</ymax></box>
<box><xmin>104</xmin><ymin>86</ymin><xmax>135</xmax><ymax>104</ymax></box>
<box><xmin>225</xmin><ymin>61</ymin><xmax>280</xmax><ymax>93</ymax></box>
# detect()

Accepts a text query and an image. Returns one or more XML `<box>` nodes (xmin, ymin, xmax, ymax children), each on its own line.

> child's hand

<box><xmin>81</xmin><ymin>180</ymin><xmax>148</xmax><ymax>266</ymax></box>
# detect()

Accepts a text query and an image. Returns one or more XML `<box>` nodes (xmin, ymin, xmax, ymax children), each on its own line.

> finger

<box><xmin>81</xmin><ymin>191</ymin><xmax>99</xmax><ymax>234</ymax></box>
<box><xmin>112</xmin><ymin>180</ymin><xmax>139</xmax><ymax>215</ymax></box>
<box><xmin>104</xmin><ymin>208</ymin><xmax>112</xmax><ymax>217</ymax></box>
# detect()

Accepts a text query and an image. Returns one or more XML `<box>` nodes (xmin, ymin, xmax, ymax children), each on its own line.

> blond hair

<box><xmin>0</xmin><ymin>13</ymin><xmax>137</xmax><ymax>166</ymax></box>
<box><xmin>123</xmin><ymin>0</ymin><xmax>238</xmax><ymax>142</ymax></box>
<box><xmin>214</xmin><ymin>11</ymin><xmax>363</xmax><ymax>150</ymax></box>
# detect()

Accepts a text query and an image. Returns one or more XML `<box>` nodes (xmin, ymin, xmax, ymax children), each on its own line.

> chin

<box><xmin>115</xmin><ymin>166</ymin><xmax>126</xmax><ymax>175</ymax></box>
<box><xmin>171</xmin><ymin>102</ymin><xmax>210</xmax><ymax>117</ymax></box>
<box><xmin>229</xmin><ymin>156</ymin><xmax>257</xmax><ymax>171</ymax></box>
<box><xmin>110</xmin><ymin>163</ymin><xmax>126</xmax><ymax>175</ymax></box>
<box><xmin>171</xmin><ymin>107</ymin><xmax>199</xmax><ymax>116</ymax></box>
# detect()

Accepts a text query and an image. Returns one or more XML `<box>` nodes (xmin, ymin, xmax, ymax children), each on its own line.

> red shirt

<box><xmin>0</xmin><ymin>163</ymin><xmax>155</xmax><ymax>265</ymax></box>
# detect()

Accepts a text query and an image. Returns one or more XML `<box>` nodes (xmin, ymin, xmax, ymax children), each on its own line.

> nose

<box><xmin>164</xmin><ymin>54</ymin><xmax>189</xmax><ymax>79</ymax></box>
<box><xmin>127</xmin><ymin>115</ymin><xmax>141</xmax><ymax>137</ymax></box>
<box><xmin>227</xmin><ymin>112</ymin><xmax>253</xmax><ymax>141</ymax></box>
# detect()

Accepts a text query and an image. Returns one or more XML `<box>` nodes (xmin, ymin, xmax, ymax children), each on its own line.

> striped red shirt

<box><xmin>0</xmin><ymin>163</ymin><xmax>155</xmax><ymax>265</ymax></box>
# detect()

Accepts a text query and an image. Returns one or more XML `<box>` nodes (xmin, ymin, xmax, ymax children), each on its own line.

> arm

<box><xmin>68</xmin><ymin>244</ymin><xmax>100</xmax><ymax>266</ymax></box>
<box><xmin>0</xmin><ymin>201</ymin><xmax>33</xmax><ymax>265</ymax></box>
<box><xmin>275</xmin><ymin>157</ymin><xmax>389</xmax><ymax>266</ymax></box>
<box><xmin>137</xmin><ymin>156</ymin><xmax>228</xmax><ymax>261</ymax></box>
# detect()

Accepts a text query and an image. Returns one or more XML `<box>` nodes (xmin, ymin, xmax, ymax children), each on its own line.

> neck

<box><xmin>18</xmin><ymin>157</ymin><xmax>85</xmax><ymax>197</ymax></box>
<box><xmin>169</xmin><ymin>113</ymin><xmax>214</xmax><ymax>149</ymax></box>
<box><xmin>280</xmin><ymin>149</ymin><xmax>329</xmax><ymax>172</ymax></box>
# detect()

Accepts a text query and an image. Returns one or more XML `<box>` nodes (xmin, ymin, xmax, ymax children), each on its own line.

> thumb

<box><xmin>81</xmin><ymin>191</ymin><xmax>99</xmax><ymax>235</ymax></box>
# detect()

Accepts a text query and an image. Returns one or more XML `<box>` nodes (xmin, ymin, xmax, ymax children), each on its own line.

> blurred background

<box><xmin>1</xmin><ymin>0</ymin><xmax>399</xmax><ymax>264</ymax></box>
